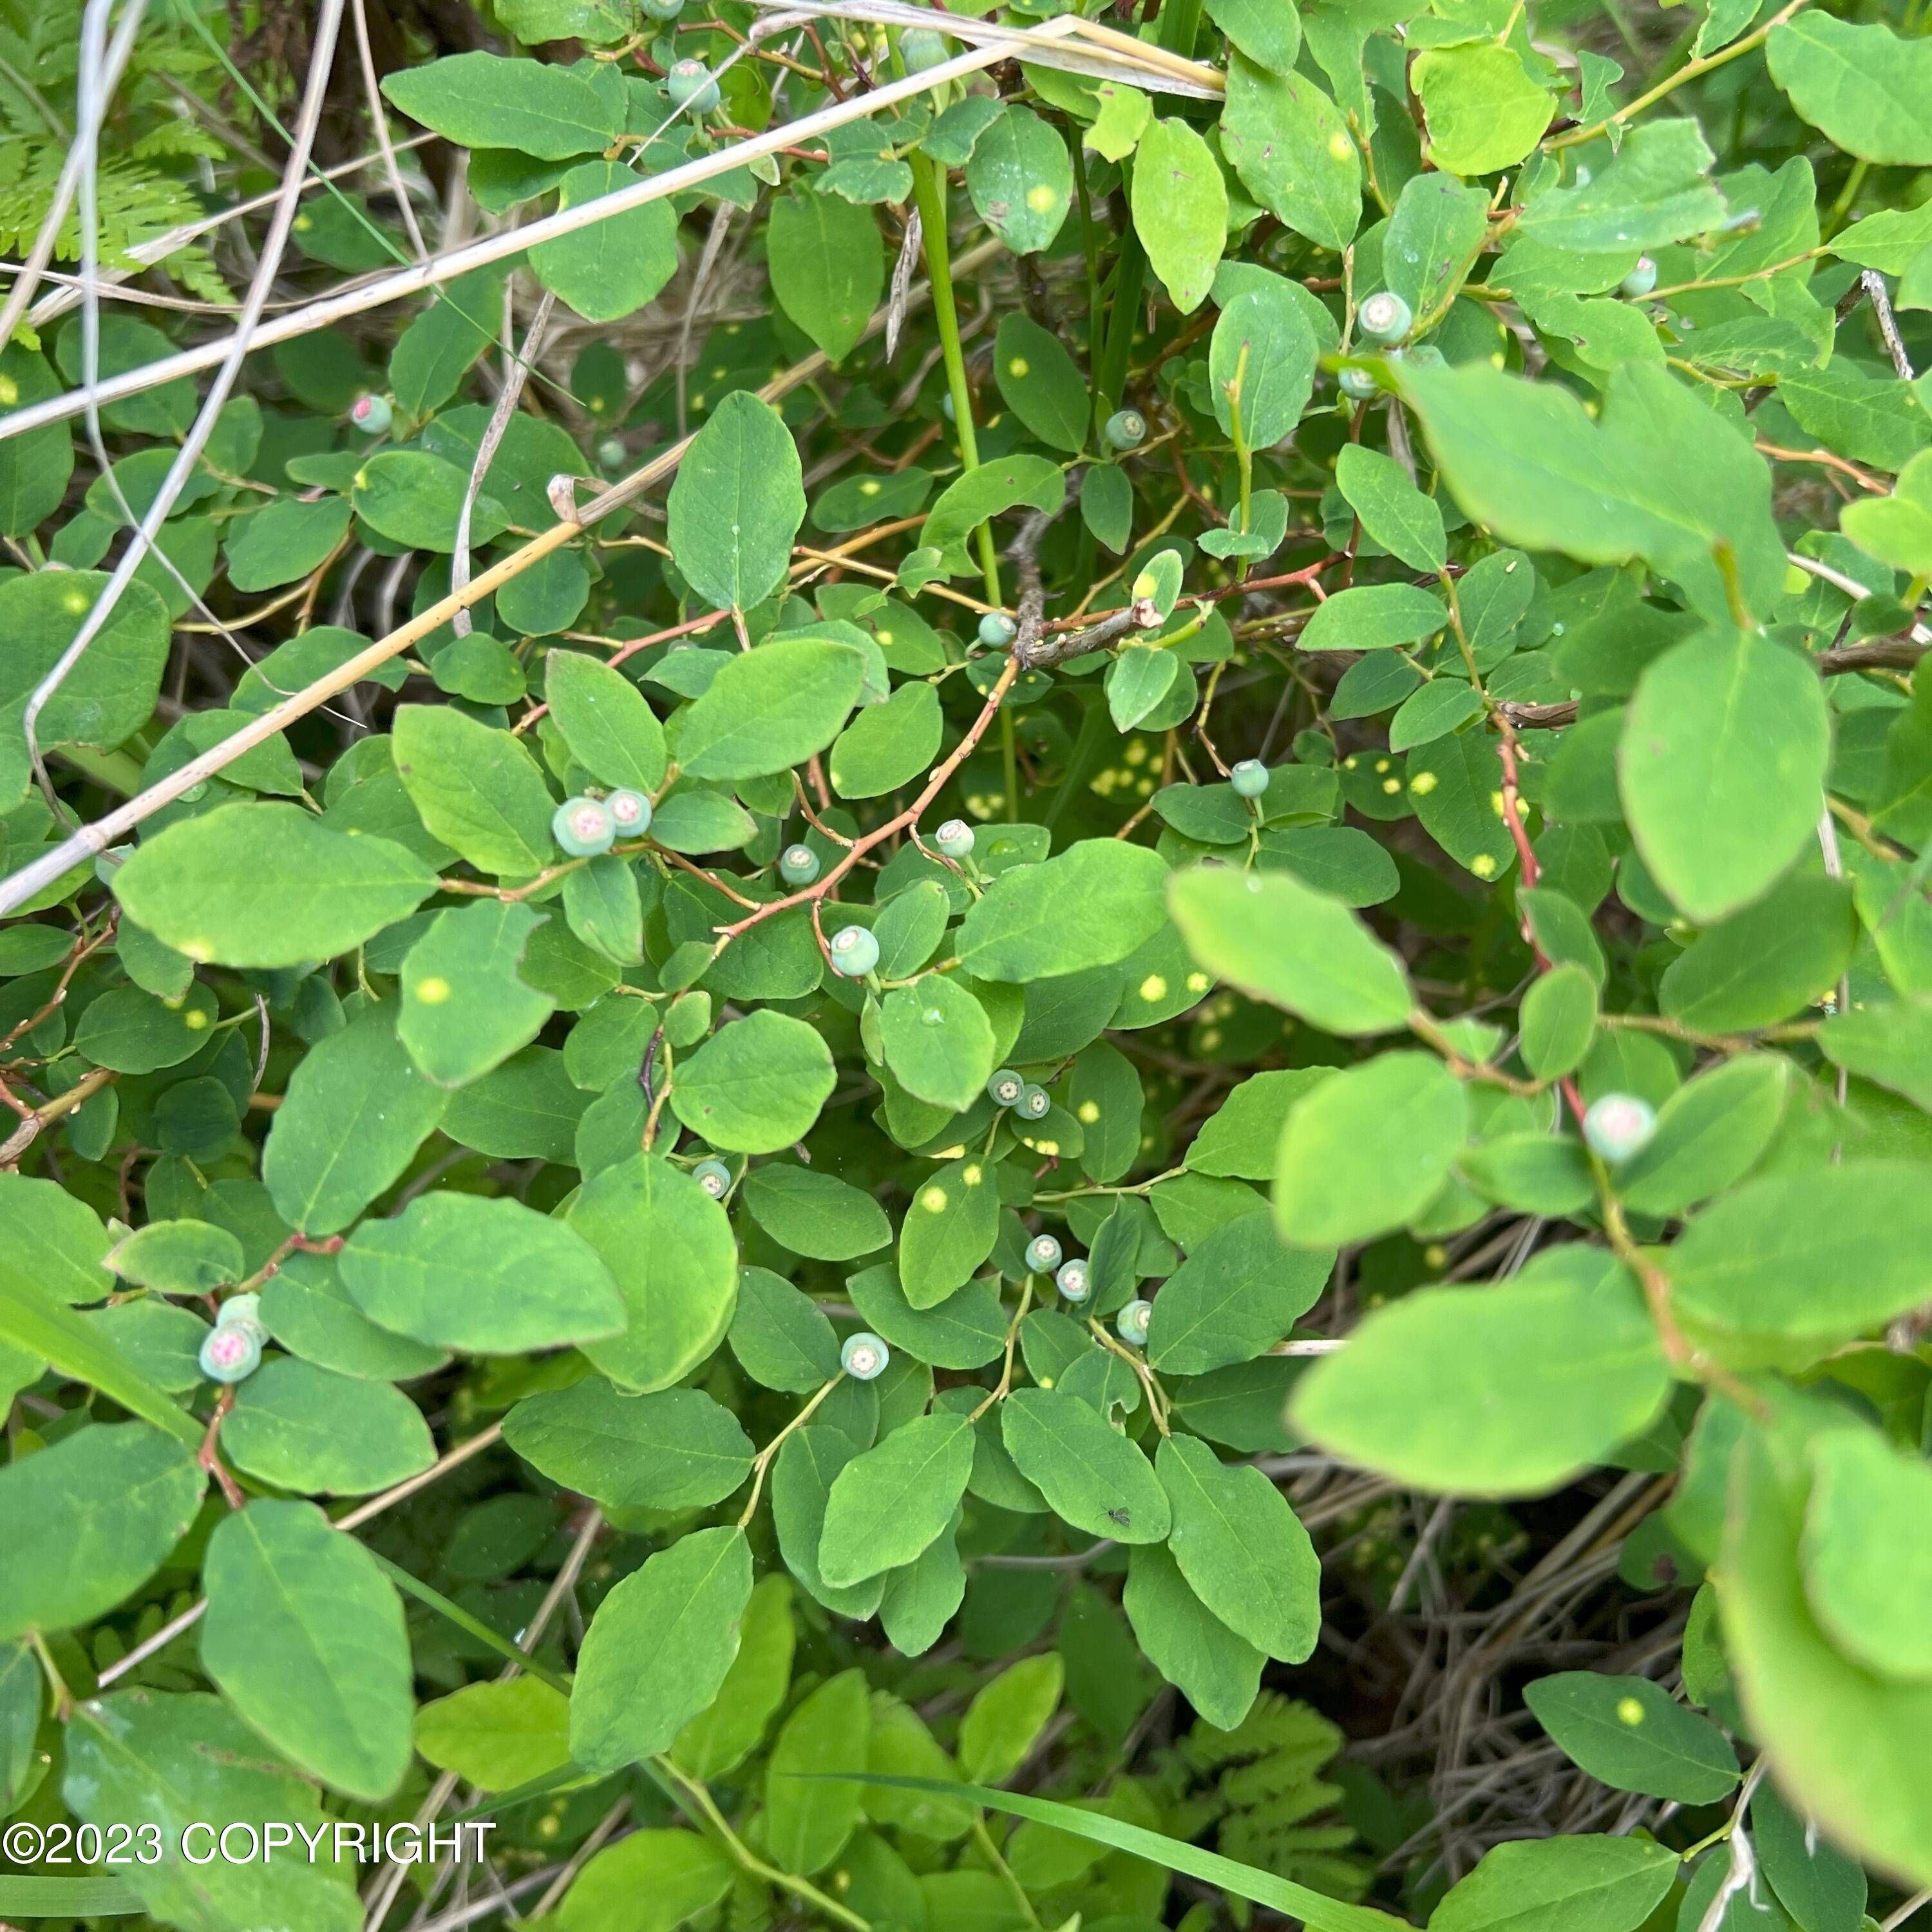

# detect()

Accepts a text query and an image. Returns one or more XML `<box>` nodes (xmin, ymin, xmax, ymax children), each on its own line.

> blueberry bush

<box><xmin>4</xmin><ymin>0</ymin><xmax>1932</xmax><ymax>1927</ymax></box>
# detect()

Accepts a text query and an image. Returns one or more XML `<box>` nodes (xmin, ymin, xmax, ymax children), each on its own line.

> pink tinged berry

<box><xmin>1117</xmin><ymin>1299</ymin><xmax>1152</xmax><ymax>1345</ymax></box>
<box><xmin>842</xmin><ymin>1332</ymin><xmax>889</xmax><ymax>1381</ymax></box>
<box><xmin>1583</xmin><ymin>1092</ymin><xmax>1656</xmax><ymax>1164</ymax></box>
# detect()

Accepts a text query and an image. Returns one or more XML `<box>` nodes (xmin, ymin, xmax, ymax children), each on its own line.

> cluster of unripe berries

<box><xmin>553</xmin><ymin>788</ymin><xmax>652</xmax><ymax>857</ymax></box>
<box><xmin>987</xmin><ymin>1065</ymin><xmax>1050</xmax><ymax>1121</ymax></box>
<box><xmin>198</xmin><ymin>1291</ymin><xmax>266</xmax><ymax>1385</ymax></box>
<box><xmin>1582</xmin><ymin>1092</ymin><xmax>1656</xmax><ymax>1164</ymax></box>
<box><xmin>1340</xmin><ymin>291</ymin><xmax>1413</xmax><ymax>399</ymax></box>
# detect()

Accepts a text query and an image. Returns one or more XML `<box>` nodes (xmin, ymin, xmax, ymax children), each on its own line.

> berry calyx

<box><xmin>900</xmin><ymin>26</ymin><xmax>951</xmax><ymax>69</ymax></box>
<box><xmin>596</xmin><ymin>435</ymin><xmax>628</xmax><ymax>472</ymax></box>
<box><xmin>842</xmin><ymin>1331</ymin><xmax>889</xmax><ymax>1381</ymax></box>
<box><xmin>1117</xmin><ymin>1298</ymin><xmax>1153</xmax><ymax>1346</ymax></box>
<box><xmin>1583</xmin><ymin>1093</ymin><xmax>1656</xmax><ymax>1164</ymax></box>
<box><xmin>1055</xmin><ymin>1258</ymin><xmax>1090</xmax><ymax>1303</ymax></box>
<box><xmin>553</xmin><ymin>795</ymin><xmax>617</xmax><ymax>857</ymax></box>
<box><xmin>350</xmin><ymin>393</ymin><xmax>393</xmax><ymax>435</ymax></box>
<box><xmin>829</xmin><ymin>925</ymin><xmax>880</xmax><ymax>978</ymax></box>
<box><xmin>779</xmin><ymin>842</ymin><xmax>820</xmax><ymax>884</ymax></box>
<box><xmin>1229</xmin><ymin>759</ymin><xmax>1269</xmax><ymax>799</ymax></box>
<box><xmin>1358</xmin><ymin>291</ymin><xmax>1412</xmax><ymax>343</ymax></box>
<box><xmin>987</xmin><ymin>1068</ymin><xmax>1024</xmax><ymax>1108</ymax></box>
<box><xmin>607</xmin><ymin>788</ymin><xmax>652</xmax><ymax>836</ymax></box>
<box><xmin>1622</xmin><ymin>256</ymin><xmax>1659</xmax><ymax>299</ymax></box>
<box><xmin>1104</xmin><ymin>408</ymin><xmax>1147</xmax><ymax>450</ymax></box>
<box><xmin>666</xmin><ymin>59</ymin><xmax>721</xmax><ymax>112</ymax></box>
<box><xmin>691</xmin><ymin>1157</ymin><xmax>731</xmax><ymax>1198</ymax></box>
<box><xmin>934</xmin><ymin>818</ymin><xmax>975</xmax><ymax>860</ymax></box>
<box><xmin>1016</xmin><ymin>1083</ymin><xmax>1050</xmax><ymax>1121</ymax></box>
<box><xmin>1025</xmin><ymin>1233</ymin><xmax>1063</xmax><ymax>1274</ymax></box>
<box><xmin>200</xmin><ymin>1321</ymin><xmax>262</xmax><ymax>1385</ymax></box>
<box><xmin>1338</xmin><ymin>366</ymin><xmax>1379</xmax><ymax>400</ymax></box>
<box><xmin>978</xmin><ymin>612</ymin><xmax>1018</xmax><ymax>648</ymax></box>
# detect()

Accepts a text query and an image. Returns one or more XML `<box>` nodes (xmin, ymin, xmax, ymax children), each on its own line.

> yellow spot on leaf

<box><xmin>1410</xmin><ymin>771</ymin><xmax>1439</xmax><ymax>796</ymax></box>
<box><xmin>1617</xmin><ymin>1697</ymin><xmax>1645</xmax><ymax>1726</ymax></box>
<box><xmin>1327</xmin><ymin>131</ymin><xmax>1354</xmax><ymax>160</ymax></box>
<box><xmin>963</xmin><ymin>1162</ymin><xmax>983</xmax><ymax>1186</ymax></box>
<box><xmin>1008</xmin><ymin>357</ymin><xmax>1030</xmax><ymax>378</ymax></box>
<box><xmin>1470</xmin><ymin>853</ymin><xmax>1499</xmax><ymax>879</ymax></box>
<box><xmin>1025</xmin><ymin>184</ymin><xmax>1057</xmax><ymax>213</ymax></box>
<box><xmin>1139</xmin><ymin>974</ymin><xmax>1168</xmax><ymax>1003</ymax></box>
<box><xmin>920</xmin><ymin>1186</ymin><xmax>949</xmax><ymax>1213</ymax></box>
<box><xmin>1077</xmin><ymin>1100</ymin><xmax>1101</xmax><ymax>1124</ymax></box>
<box><xmin>183</xmin><ymin>1009</ymin><xmax>209</xmax><ymax>1030</ymax></box>
<box><xmin>415</xmin><ymin>976</ymin><xmax>451</xmax><ymax>1005</ymax></box>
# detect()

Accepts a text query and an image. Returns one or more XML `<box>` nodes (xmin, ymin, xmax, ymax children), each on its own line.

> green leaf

<box><xmin>225</xmin><ymin>496</ymin><xmax>352</xmax><ymax>593</ymax></box>
<box><xmin>999</xmin><ymin>1388</ymin><xmax>1170</xmax><ymax>1543</ymax></box>
<box><xmin>1145</xmin><ymin>1211</ymin><xmax>1331</xmax><ymax>1374</ymax></box>
<box><xmin>1657</xmin><ymin>874</ymin><xmax>1856</xmax><ymax>1034</ymax></box>
<box><xmin>1414</xmin><ymin>43</ymin><xmax>1553</xmax><ymax>176</ymax></box>
<box><xmin>200</xmin><ymin>1501</ymin><xmax>413</xmax><ymax>1802</ymax></box>
<box><xmin>545</xmin><ymin>651</ymin><xmax>667</xmax><ymax>792</ymax></box>
<box><xmin>1520</xmin><ymin>963</ymin><xmax>1598</xmax><ymax>1080</ymax></box>
<box><xmin>1383</xmin><ymin>170</ymin><xmax>1490</xmax><ymax>319</ymax></box>
<box><xmin>1515</xmin><ymin>121</ymin><xmax>1729</xmax><ymax>254</ymax></box>
<box><xmin>1106</xmin><ymin>645</ymin><xmax>1183</xmax><ymax>731</ymax></box>
<box><xmin>113</xmin><ymin>802</ymin><xmax>436</xmax><ymax>969</ymax></box>
<box><xmin>729</xmin><ymin>1270</ymin><xmax>840</xmax><ymax>1392</ymax></box>
<box><xmin>531</xmin><ymin>162</ymin><xmax>679</xmax><ymax>323</ymax></box>
<box><xmin>381</xmin><ymin>52</ymin><xmax>621</xmax><ymax>158</ymax></box>
<box><xmin>399</xmin><ymin>900</ymin><xmax>556</xmax><ymax>1086</ymax></box>
<box><xmin>1430</xmin><ymin>1835</ymin><xmax>1680</xmax><ymax>1932</ymax></box>
<box><xmin>956</xmin><ymin>840</ymin><xmax>1168</xmax><ymax>981</ymax></box>
<box><xmin>1220</xmin><ymin>55</ymin><xmax>1359</xmax><ymax>252</ymax></box>
<box><xmin>1767</xmin><ymin>15</ymin><xmax>1932</xmax><ymax>166</ymax></box>
<box><xmin>667</xmin><ymin>391</ymin><xmax>806</xmax><ymax>613</ymax></box>
<box><xmin>672</xmin><ymin>1572</ymin><xmax>795</xmax><ymax>1778</ymax></box>
<box><xmin>1210</xmin><ymin>284</ymin><xmax>1318</xmax><ymax>448</ymax></box>
<box><xmin>569</xmin><ymin>1155</ymin><xmax>739</xmax><ymax>1392</ymax></box>
<box><xmin>340</xmin><ymin>1192</ymin><xmax>623</xmax><ymax>1352</ymax></box>
<box><xmin>1671</xmin><ymin>1160</ymin><xmax>1932</xmax><ymax>1353</ymax></box>
<box><xmin>0</xmin><ymin>1284</ymin><xmax>202</xmax><ymax>1447</ymax></box>
<box><xmin>829</xmin><ymin>679</ymin><xmax>943</xmax><ymax>799</ymax></box>
<box><xmin>958</xmin><ymin>1654</ymin><xmax>1065</xmax><ymax>1784</ymax></box>
<box><xmin>555</xmin><ymin>1830</ymin><xmax>734</xmax><ymax>1932</ymax></box>
<box><xmin>1337</xmin><ymin>446</ymin><xmax>1448</xmax><ymax>573</ymax></box>
<box><xmin>1614</xmin><ymin>1054</ymin><xmax>1789</xmax><ymax>1216</ymax></box>
<box><xmin>70</xmin><ymin>981</ymin><xmax>214</xmax><ymax>1074</ymax></box>
<box><xmin>0</xmin><ymin>571</ymin><xmax>169</xmax><ymax>752</ymax></box>
<box><xmin>898</xmin><ymin>1154</ymin><xmax>1001</xmax><ymax>1309</ymax></box>
<box><xmin>224</xmin><ymin>1358</ymin><xmax>436</xmax><ymax>1495</ymax></box>
<box><xmin>678</xmin><ymin>638</ymin><xmax>866</xmax><ymax>781</ymax></box>
<box><xmin>505</xmin><ymin>1378</ymin><xmax>753</xmax><ymax>1509</ymax></box>
<box><xmin>1802</xmin><ymin>1428</ymin><xmax>1932</xmax><ymax>1682</ymax></box>
<box><xmin>390</xmin><ymin>268</ymin><xmax>502</xmax><ymax>418</ymax></box>
<box><xmin>1618</xmin><ymin>628</ymin><xmax>1830</xmax><ymax>922</ymax></box>
<box><xmin>263</xmin><ymin>1009</ymin><xmax>450</xmax><ymax>1235</ymax></box>
<box><xmin>764</xmin><ymin>1669</ymin><xmax>871</xmax><ymax>1874</ymax></box>
<box><xmin>849</xmin><ymin>1264</ymin><xmax>1007</xmax><ymax>1371</ymax></box>
<box><xmin>0</xmin><ymin>1171</ymin><xmax>113</xmax><ymax>1305</ymax></box>
<box><xmin>741</xmin><ymin>1164</ymin><xmax>891</xmax><ymax>1262</ymax></box>
<box><xmin>878</xmin><ymin>975</ymin><xmax>997</xmax><ymax>1113</ymax></box>
<box><xmin>1524</xmin><ymin>1672</ymin><xmax>1739</xmax><ymax>1803</ymax></box>
<box><xmin>768</xmin><ymin>191</ymin><xmax>883</xmax><ymax>364</ymax></box>
<box><xmin>1157</xmin><ymin>1434</ymin><xmax>1319</xmax><ymax>1662</ymax></box>
<box><xmin>773</xmin><ymin>1426</ymin><xmax>887</xmax><ymax>1617</ymax></box>
<box><xmin>1168</xmin><ymin>864</ymin><xmax>1413</xmax><ymax>1034</ymax></box>
<box><xmin>1206</xmin><ymin>0</ymin><xmax>1300</xmax><ymax>73</ymax></box>
<box><xmin>1132</xmin><ymin>118</ymin><xmax>1227</xmax><ymax>316</ymax></box>
<box><xmin>819</xmin><ymin>1410</ymin><xmax>975</xmax><ymax>1587</ymax></box>
<box><xmin>108</xmin><ymin>1219</ymin><xmax>243</xmax><ymax>1296</ymax></box>
<box><xmin>965</xmin><ymin>104</ymin><xmax>1071</xmax><ymax>254</ymax></box>
<box><xmin>922</xmin><ymin>455</ymin><xmax>1067</xmax><ymax>573</ymax></box>
<box><xmin>993</xmin><ymin>314</ymin><xmax>1090</xmax><ymax>454</ymax></box>
<box><xmin>415</xmin><ymin>1678</ymin><xmax>572</xmax><ymax>1792</ymax></box>
<box><xmin>352</xmin><ymin>450</ymin><xmax>507</xmax><ymax>553</ymax></box>
<box><xmin>1275</xmin><ymin>1052</ymin><xmax>1468</xmax><ymax>1247</ymax></box>
<box><xmin>570</xmin><ymin>1525</ymin><xmax>753</xmax><ymax>1774</ymax></box>
<box><xmin>0</xmin><ymin>1424</ymin><xmax>202</xmax><ymax>1639</ymax></box>
<box><xmin>393</xmin><ymin>703</ymin><xmax>556</xmax><ymax>878</ymax></box>
<box><xmin>672</xmin><ymin>1009</ymin><xmax>837</xmax><ymax>1153</ymax></box>
<box><xmin>1291</xmin><ymin>1258</ymin><xmax>1672</xmax><ymax>1495</ymax></box>
<box><xmin>1298</xmin><ymin>582</ymin><xmax>1448</xmax><ymax>652</ymax></box>
<box><xmin>1842</xmin><ymin>446</ymin><xmax>1932</xmax><ymax>576</ymax></box>
<box><xmin>1390</xmin><ymin>356</ymin><xmax>1785</xmax><ymax>625</ymax></box>
<box><xmin>1123</xmin><ymin>1542</ymin><xmax>1263</xmax><ymax>1731</ymax></box>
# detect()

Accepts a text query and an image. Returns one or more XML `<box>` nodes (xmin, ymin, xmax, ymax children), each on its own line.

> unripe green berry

<box><xmin>1025</xmin><ymin>1233</ymin><xmax>1063</xmax><ymax>1274</ymax></box>
<box><xmin>666</xmin><ymin>59</ymin><xmax>720</xmax><ymax>112</ymax></box>
<box><xmin>596</xmin><ymin>435</ymin><xmax>628</xmax><ymax>473</ymax></box>
<box><xmin>1622</xmin><ymin>256</ymin><xmax>1659</xmax><ymax>299</ymax></box>
<box><xmin>900</xmin><ymin>26</ymin><xmax>950</xmax><ymax>69</ymax></box>
<box><xmin>978</xmin><ymin>612</ymin><xmax>1017</xmax><ymax>647</ymax></box>
<box><xmin>553</xmin><ymin>795</ymin><xmax>617</xmax><ymax>857</ymax></box>
<box><xmin>1358</xmin><ymin>291</ymin><xmax>1412</xmax><ymax>343</ymax></box>
<box><xmin>692</xmin><ymin>1157</ymin><xmax>732</xmax><ymax>1198</ymax></box>
<box><xmin>1229</xmin><ymin>759</ymin><xmax>1269</xmax><ymax>799</ymax></box>
<box><xmin>842</xmin><ymin>1331</ymin><xmax>889</xmax><ymax>1380</ymax></box>
<box><xmin>607</xmin><ymin>788</ymin><xmax>652</xmax><ymax>836</ymax></box>
<box><xmin>350</xmin><ymin>392</ymin><xmax>392</xmax><ymax>435</ymax></box>
<box><xmin>1104</xmin><ymin>408</ymin><xmax>1147</xmax><ymax>450</ymax></box>
<box><xmin>1583</xmin><ymin>1092</ymin><xmax>1656</xmax><ymax>1164</ymax></box>
<box><xmin>779</xmin><ymin>842</ymin><xmax>820</xmax><ymax>884</ymax></box>
<box><xmin>829</xmin><ymin>924</ymin><xmax>880</xmax><ymax>978</ymax></box>
<box><xmin>1016</xmin><ymin>1083</ymin><xmax>1050</xmax><ymax>1121</ymax></box>
<box><xmin>1055</xmin><ymin>1258</ymin><xmax>1090</xmax><ymax>1302</ymax></box>
<box><xmin>1338</xmin><ymin>366</ymin><xmax>1379</xmax><ymax>401</ymax></box>
<box><xmin>217</xmin><ymin>1291</ymin><xmax>264</xmax><ymax>1335</ymax></box>
<box><xmin>1117</xmin><ymin>1298</ymin><xmax>1152</xmax><ymax>1345</ymax></box>
<box><xmin>934</xmin><ymin>818</ymin><xmax>975</xmax><ymax>860</ymax></box>
<box><xmin>200</xmin><ymin>1321</ymin><xmax>262</xmax><ymax>1385</ymax></box>
<box><xmin>988</xmin><ymin>1067</ymin><xmax>1024</xmax><ymax>1108</ymax></box>
<box><xmin>641</xmin><ymin>0</ymin><xmax>682</xmax><ymax>17</ymax></box>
